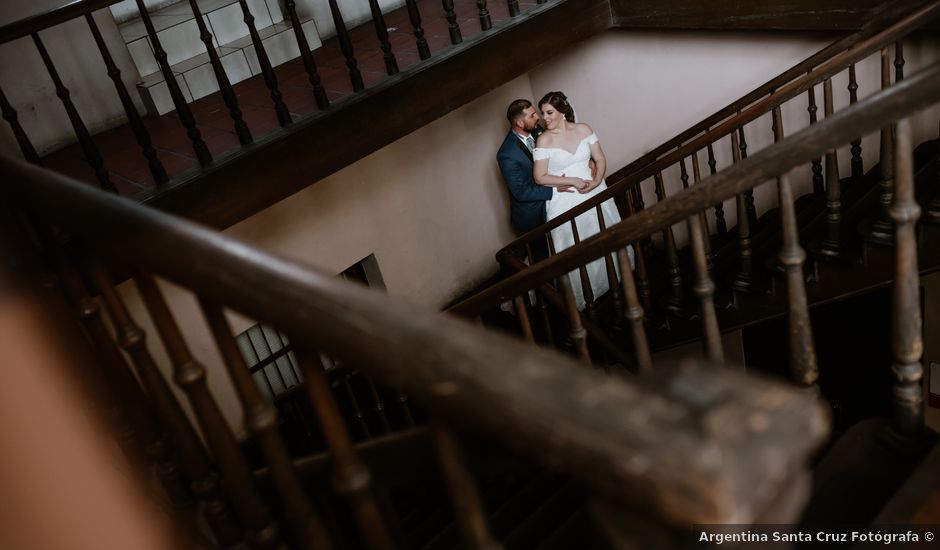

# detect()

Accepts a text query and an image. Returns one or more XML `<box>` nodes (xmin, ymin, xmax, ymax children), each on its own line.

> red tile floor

<box><xmin>41</xmin><ymin>0</ymin><xmax>540</xmax><ymax>197</ymax></box>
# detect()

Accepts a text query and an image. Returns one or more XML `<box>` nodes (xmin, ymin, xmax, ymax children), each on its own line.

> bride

<box><xmin>532</xmin><ymin>91</ymin><xmax>633</xmax><ymax>310</ymax></box>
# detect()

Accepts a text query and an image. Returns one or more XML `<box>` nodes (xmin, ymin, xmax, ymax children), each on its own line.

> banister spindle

<box><xmin>617</xmin><ymin>246</ymin><xmax>652</xmax><ymax>372</ymax></box>
<box><xmin>861</xmin><ymin>47</ymin><xmax>895</xmax><ymax>245</ymax></box>
<box><xmin>654</xmin><ymin>172</ymin><xmax>684</xmax><ymax>313</ymax></box>
<box><xmin>547</xmin><ymin>238</ymin><xmax>590</xmax><ymax>365</ymax></box>
<box><xmin>507</xmin><ymin>0</ymin><xmax>521</xmax><ymax>17</ymax></box>
<box><xmin>342</xmin><ymin>375</ymin><xmax>371</xmax><ymax>438</ymax></box>
<box><xmin>404</xmin><ymin>0</ymin><xmax>431</xmax><ymax>59</ymax></box>
<box><xmin>86</xmin><ymin>14</ymin><xmax>169</xmax><ymax>183</ymax></box>
<box><xmin>476</xmin><ymin>0</ymin><xmax>492</xmax><ymax>30</ymax></box>
<box><xmin>627</xmin><ymin>187</ymin><xmax>651</xmax><ymax>310</ymax></box>
<box><xmin>730</xmin><ymin>130</ymin><xmax>755</xmax><ymax>294</ymax></box>
<box><xmin>31</xmin><ymin>33</ymin><xmax>116</xmax><ymax>193</ymax></box>
<box><xmin>364</xmin><ymin>376</ymin><xmax>392</xmax><ymax>433</ymax></box>
<box><xmin>237</xmin><ymin>0</ymin><xmax>291</xmax><ymax>126</ymax></box>
<box><xmin>92</xmin><ymin>266</ymin><xmax>249</xmax><ymax>547</ymax></box>
<box><xmin>772</xmin><ymin>107</ymin><xmax>818</xmax><ymax>387</ymax></box>
<box><xmin>285</xmin><ymin>0</ymin><xmax>329</xmax><ymax>109</ymax></box>
<box><xmin>848</xmin><ymin>64</ymin><xmax>864</xmax><ymax>180</ymax></box>
<box><xmin>442</xmin><ymin>0</ymin><xmax>463</xmax><ymax>44</ymax></box>
<box><xmin>135</xmin><ymin>0</ymin><xmax>211</xmax><ymax>164</ymax></box>
<box><xmin>198</xmin><ymin>300</ymin><xmax>334</xmax><ymax>549</ymax></box>
<box><xmin>706</xmin><ymin>142</ymin><xmax>727</xmax><ymax>234</ymax></box>
<box><xmin>690</xmin><ymin>151</ymin><xmax>723</xmax><ymax>363</ymax></box>
<box><xmin>596</xmin><ymin>204</ymin><xmax>623</xmax><ymax>319</ymax></box>
<box><xmin>295</xmin><ymin>347</ymin><xmax>397</xmax><ymax>550</ymax></box>
<box><xmin>367</xmin><ymin>0</ymin><xmax>399</xmax><ymax>75</ymax></box>
<box><xmin>888</xmin><ymin>117</ymin><xmax>923</xmax><ymax>438</ymax></box>
<box><xmin>818</xmin><ymin>78</ymin><xmax>843</xmax><ymax>258</ymax></box>
<box><xmin>738</xmin><ymin>125</ymin><xmax>757</xmax><ymax>224</ymax></box>
<box><xmin>0</xmin><ymin>86</ymin><xmax>40</xmax><ymax>164</ymax></box>
<box><xmin>328</xmin><ymin>0</ymin><xmax>365</xmax><ymax>90</ymax></box>
<box><xmin>895</xmin><ymin>40</ymin><xmax>905</xmax><ymax>82</ymax></box>
<box><xmin>807</xmin><ymin>84</ymin><xmax>824</xmax><ymax>194</ymax></box>
<box><xmin>525</xmin><ymin>244</ymin><xmax>554</xmax><ymax>344</ymax></box>
<box><xmin>433</xmin><ymin>422</ymin><xmax>500</xmax><ymax>548</ymax></box>
<box><xmin>690</xmin><ymin>152</ymin><xmax>713</xmax><ymax>272</ymax></box>
<box><xmin>186</xmin><ymin>1</ymin><xmax>252</xmax><ymax>144</ymax></box>
<box><xmin>513</xmin><ymin>295</ymin><xmax>535</xmax><ymax>343</ymax></box>
<box><xmin>569</xmin><ymin>219</ymin><xmax>596</xmax><ymax>320</ymax></box>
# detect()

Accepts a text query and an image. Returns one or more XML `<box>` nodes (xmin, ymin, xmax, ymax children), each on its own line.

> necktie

<box><xmin>525</xmin><ymin>135</ymin><xmax>535</xmax><ymax>151</ymax></box>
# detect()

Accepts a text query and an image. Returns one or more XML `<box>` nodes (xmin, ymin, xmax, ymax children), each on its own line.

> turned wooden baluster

<box><xmin>507</xmin><ymin>0</ymin><xmax>521</xmax><ymax>17</ymax></box>
<box><xmin>327</xmin><ymin>0</ymin><xmax>365</xmax><ymax>91</ymax></box>
<box><xmin>654</xmin><ymin>172</ymin><xmax>684</xmax><ymax>313</ymax></box>
<box><xmin>772</xmin><ymin>107</ymin><xmax>818</xmax><ymax>387</ymax></box>
<box><xmin>364</xmin><ymin>376</ymin><xmax>392</xmax><ymax>433</ymax></box>
<box><xmin>690</xmin><ymin>151</ymin><xmax>723</xmax><ymax>363</ymax></box>
<box><xmin>525</xmin><ymin>243</ymin><xmax>555</xmax><ymax>343</ymax></box>
<box><xmin>862</xmin><ymin>47</ymin><xmax>896</xmax><ymax>244</ymax></box>
<box><xmin>738</xmin><ymin>125</ymin><xmax>757</xmax><ymax>224</ymax></box>
<box><xmin>367</xmin><ymin>0</ymin><xmax>399</xmax><ymax>75</ymax></box>
<box><xmin>731</xmin><ymin>129</ymin><xmax>755</xmax><ymax>293</ymax></box>
<box><xmin>706</xmin><ymin>142</ymin><xmax>727</xmax><ymax>234</ymax></box>
<box><xmin>398</xmin><ymin>391</ymin><xmax>416</xmax><ymax>428</ymax></box>
<box><xmin>807</xmin><ymin>84</ymin><xmax>825</xmax><ymax>194</ymax></box>
<box><xmin>0</xmin><ymin>86</ymin><xmax>40</xmax><ymax>164</ymax></box>
<box><xmin>404</xmin><ymin>0</ymin><xmax>432</xmax><ymax>59</ymax></box>
<box><xmin>476</xmin><ymin>0</ymin><xmax>493</xmax><ymax>30</ymax></box>
<box><xmin>889</xmin><ymin>117</ymin><xmax>923</xmax><ymax>438</ymax></box>
<box><xmin>342</xmin><ymin>374</ymin><xmax>372</xmax><ymax>438</ymax></box>
<box><xmin>41</xmin><ymin>243</ymin><xmax>203</xmax><ymax>531</ymax></box>
<box><xmin>513</xmin><ymin>295</ymin><xmax>535</xmax><ymax>343</ymax></box>
<box><xmin>690</xmin><ymin>152</ymin><xmax>713</xmax><ymax>271</ymax></box>
<box><xmin>134</xmin><ymin>0</ymin><xmax>211</xmax><ymax>164</ymax></box>
<box><xmin>84</xmin><ymin>260</ymin><xmax>247</xmax><ymax>545</ymax></box>
<box><xmin>548</xmin><ymin>238</ymin><xmax>591</xmax><ymax>365</ymax></box>
<box><xmin>237</xmin><ymin>0</ymin><xmax>291</xmax><ymax>125</ymax></box>
<box><xmin>596</xmin><ymin>204</ymin><xmax>623</xmax><ymax>318</ymax></box>
<box><xmin>285</xmin><ymin>0</ymin><xmax>329</xmax><ymax>109</ymax></box>
<box><xmin>199</xmin><ymin>300</ymin><xmax>334</xmax><ymax>549</ymax></box>
<box><xmin>627</xmin><ymin>187</ymin><xmax>652</xmax><ymax>310</ymax></box>
<box><xmin>819</xmin><ymin>78</ymin><xmax>843</xmax><ymax>257</ymax></box>
<box><xmin>432</xmin><ymin>422</ymin><xmax>500</xmax><ymax>549</ymax></box>
<box><xmin>617</xmin><ymin>245</ymin><xmax>652</xmax><ymax>372</ymax></box>
<box><xmin>125</xmin><ymin>273</ymin><xmax>282</xmax><ymax>548</ymax></box>
<box><xmin>895</xmin><ymin>40</ymin><xmax>905</xmax><ymax>82</ymax></box>
<box><xmin>569</xmin><ymin>219</ymin><xmax>596</xmax><ymax>320</ymax></box>
<box><xmin>187</xmin><ymin>1</ymin><xmax>252</xmax><ymax>144</ymax></box>
<box><xmin>31</xmin><ymin>33</ymin><xmax>115</xmax><ymax>193</ymax></box>
<box><xmin>295</xmin><ymin>347</ymin><xmax>396</xmax><ymax>550</ymax></box>
<box><xmin>848</xmin><ymin>64</ymin><xmax>864</xmax><ymax>180</ymax></box>
<box><xmin>442</xmin><ymin>0</ymin><xmax>463</xmax><ymax>44</ymax></box>
<box><xmin>85</xmin><ymin>15</ymin><xmax>169</xmax><ymax>183</ymax></box>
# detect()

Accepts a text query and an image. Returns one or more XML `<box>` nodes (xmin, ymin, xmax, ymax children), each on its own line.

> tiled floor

<box><xmin>41</xmin><ymin>0</ymin><xmax>540</xmax><ymax>197</ymax></box>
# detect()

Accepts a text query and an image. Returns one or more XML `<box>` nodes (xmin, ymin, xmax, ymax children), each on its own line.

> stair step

<box><xmin>873</xmin><ymin>438</ymin><xmax>940</xmax><ymax>523</ymax></box>
<box><xmin>118</xmin><ymin>0</ymin><xmax>309</xmax><ymax>116</ymax></box>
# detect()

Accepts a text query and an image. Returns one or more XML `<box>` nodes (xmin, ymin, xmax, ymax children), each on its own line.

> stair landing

<box><xmin>41</xmin><ymin>0</ymin><xmax>537</xmax><ymax>197</ymax></box>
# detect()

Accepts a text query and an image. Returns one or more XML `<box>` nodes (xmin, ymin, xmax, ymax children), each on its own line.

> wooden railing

<box><xmin>452</xmin><ymin>53</ymin><xmax>940</xmax><ymax>438</ymax></box>
<box><xmin>0</xmin><ymin>0</ymin><xmax>548</xmax><ymax>193</ymax></box>
<box><xmin>1</xmin><ymin>151</ymin><xmax>828</xmax><ymax>547</ymax></box>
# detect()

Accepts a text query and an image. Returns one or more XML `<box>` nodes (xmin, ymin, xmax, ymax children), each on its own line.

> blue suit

<box><xmin>497</xmin><ymin>130</ymin><xmax>552</xmax><ymax>235</ymax></box>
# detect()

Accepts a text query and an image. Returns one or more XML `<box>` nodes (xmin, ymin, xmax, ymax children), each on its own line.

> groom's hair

<box><xmin>506</xmin><ymin>99</ymin><xmax>532</xmax><ymax>125</ymax></box>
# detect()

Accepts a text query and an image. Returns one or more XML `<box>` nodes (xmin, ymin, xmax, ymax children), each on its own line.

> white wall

<box><xmin>0</xmin><ymin>1</ymin><xmax>144</xmax><ymax>157</ymax></box>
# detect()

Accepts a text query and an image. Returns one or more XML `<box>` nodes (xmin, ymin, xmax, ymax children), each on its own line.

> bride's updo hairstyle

<box><xmin>538</xmin><ymin>91</ymin><xmax>576</xmax><ymax>123</ymax></box>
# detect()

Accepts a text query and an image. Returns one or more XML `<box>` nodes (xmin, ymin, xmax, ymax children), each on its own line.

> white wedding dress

<box><xmin>534</xmin><ymin>133</ymin><xmax>633</xmax><ymax>310</ymax></box>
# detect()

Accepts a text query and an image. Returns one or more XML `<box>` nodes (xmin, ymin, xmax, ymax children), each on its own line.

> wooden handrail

<box><xmin>452</xmin><ymin>60</ymin><xmax>940</xmax><ymax>316</ymax></box>
<box><xmin>0</xmin><ymin>0</ymin><xmax>122</xmax><ymax>44</ymax></box>
<box><xmin>495</xmin><ymin>0</ymin><xmax>940</xmax><ymax>260</ymax></box>
<box><xmin>2</xmin><ymin>153</ymin><xmax>827</xmax><ymax>525</ymax></box>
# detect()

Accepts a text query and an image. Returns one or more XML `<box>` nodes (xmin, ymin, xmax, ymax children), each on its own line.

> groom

<box><xmin>497</xmin><ymin>99</ymin><xmax>552</xmax><ymax>239</ymax></box>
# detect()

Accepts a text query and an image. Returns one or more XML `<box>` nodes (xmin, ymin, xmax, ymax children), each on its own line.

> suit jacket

<box><xmin>496</xmin><ymin>129</ymin><xmax>552</xmax><ymax>234</ymax></box>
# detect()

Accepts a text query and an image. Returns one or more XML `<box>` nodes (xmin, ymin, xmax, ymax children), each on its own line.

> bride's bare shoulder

<box><xmin>535</xmin><ymin>132</ymin><xmax>554</xmax><ymax>146</ymax></box>
<box><xmin>573</xmin><ymin>122</ymin><xmax>594</xmax><ymax>136</ymax></box>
